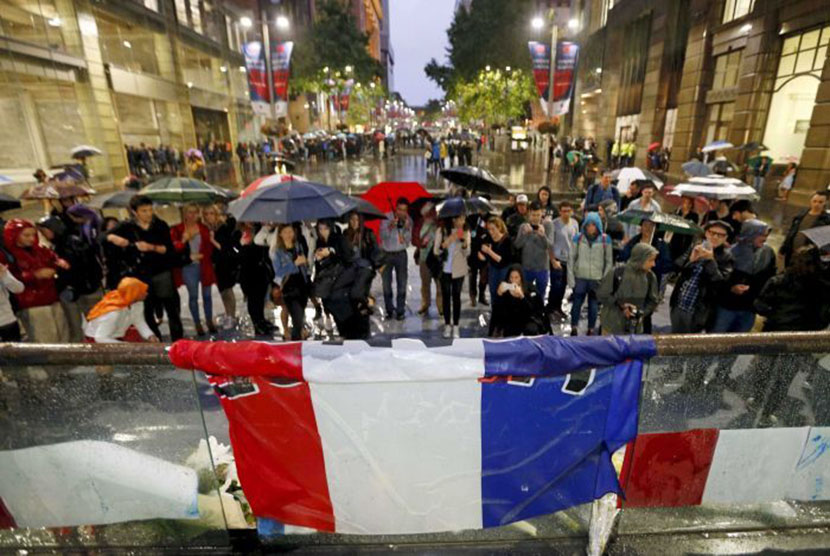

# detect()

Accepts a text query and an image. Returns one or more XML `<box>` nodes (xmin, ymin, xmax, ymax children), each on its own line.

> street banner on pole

<box><xmin>528</xmin><ymin>41</ymin><xmax>580</xmax><ymax>116</ymax></box>
<box><xmin>339</xmin><ymin>79</ymin><xmax>354</xmax><ymax>112</ymax></box>
<box><xmin>243</xmin><ymin>41</ymin><xmax>270</xmax><ymax>116</ymax></box>
<box><xmin>271</xmin><ymin>41</ymin><xmax>294</xmax><ymax>118</ymax></box>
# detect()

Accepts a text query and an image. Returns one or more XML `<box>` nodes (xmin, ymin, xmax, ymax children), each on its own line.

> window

<box><xmin>704</xmin><ymin>102</ymin><xmax>734</xmax><ymax>145</ymax></box>
<box><xmin>712</xmin><ymin>49</ymin><xmax>743</xmax><ymax>90</ymax></box>
<box><xmin>600</xmin><ymin>0</ymin><xmax>617</xmax><ymax>28</ymax></box>
<box><xmin>774</xmin><ymin>25</ymin><xmax>829</xmax><ymax>91</ymax></box>
<box><xmin>616</xmin><ymin>13</ymin><xmax>651</xmax><ymax>116</ymax></box>
<box><xmin>722</xmin><ymin>0</ymin><xmax>755</xmax><ymax>23</ymax></box>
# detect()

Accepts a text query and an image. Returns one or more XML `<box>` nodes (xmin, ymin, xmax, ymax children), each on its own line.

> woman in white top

<box><xmin>433</xmin><ymin>214</ymin><xmax>471</xmax><ymax>339</ymax></box>
<box><xmin>84</xmin><ymin>277</ymin><xmax>157</xmax><ymax>343</ymax></box>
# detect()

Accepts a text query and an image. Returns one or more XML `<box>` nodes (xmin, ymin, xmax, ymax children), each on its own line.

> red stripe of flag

<box><xmin>169</xmin><ymin>340</ymin><xmax>303</xmax><ymax>380</ymax></box>
<box><xmin>619</xmin><ymin>429</ymin><xmax>719</xmax><ymax>508</ymax></box>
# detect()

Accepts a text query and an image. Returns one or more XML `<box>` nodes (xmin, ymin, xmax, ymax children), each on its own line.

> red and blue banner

<box><xmin>242</xmin><ymin>41</ymin><xmax>270</xmax><ymax>116</ymax></box>
<box><xmin>528</xmin><ymin>40</ymin><xmax>580</xmax><ymax>116</ymax></box>
<box><xmin>271</xmin><ymin>41</ymin><xmax>294</xmax><ymax>117</ymax></box>
<box><xmin>170</xmin><ymin>335</ymin><xmax>655</xmax><ymax>534</ymax></box>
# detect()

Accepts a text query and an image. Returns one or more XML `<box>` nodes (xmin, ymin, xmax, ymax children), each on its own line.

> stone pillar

<box><xmin>668</xmin><ymin>0</ymin><xmax>717</xmax><ymax>176</ymax></box>
<box><xmin>799</xmin><ymin>54</ymin><xmax>830</xmax><ymax>194</ymax></box>
<box><xmin>635</xmin><ymin>9</ymin><xmax>669</xmax><ymax>167</ymax></box>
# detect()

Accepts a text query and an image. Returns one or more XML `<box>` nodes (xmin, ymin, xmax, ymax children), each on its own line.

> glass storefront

<box><xmin>704</xmin><ymin>101</ymin><xmax>734</xmax><ymax>145</ymax></box>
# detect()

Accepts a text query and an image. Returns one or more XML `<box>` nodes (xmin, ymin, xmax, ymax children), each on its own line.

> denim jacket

<box><xmin>272</xmin><ymin>246</ymin><xmax>307</xmax><ymax>285</ymax></box>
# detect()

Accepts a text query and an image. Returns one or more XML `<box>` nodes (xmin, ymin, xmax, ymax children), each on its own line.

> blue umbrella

<box><xmin>682</xmin><ymin>160</ymin><xmax>710</xmax><ymax>177</ymax></box>
<box><xmin>228</xmin><ymin>180</ymin><xmax>357</xmax><ymax>223</ymax></box>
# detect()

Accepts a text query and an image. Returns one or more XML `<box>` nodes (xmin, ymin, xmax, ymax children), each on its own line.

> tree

<box><xmin>346</xmin><ymin>83</ymin><xmax>387</xmax><ymax>127</ymax></box>
<box><xmin>291</xmin><ymin>0</ymin><xmax>383</xmax><ymax>94</ymax></box>
<box><xmin>451</xmin><ymin>67</ymin><xmax>535</xmax><ymax>127</ymax></box>
<box><xmin>424</xmin><ymin>0</ymin><xmax>536</xmax><ymax>94</ymax></box>
<box><xmin>423</xmin><ymin>98</ymin><xmax>444</xmax><ymax>121</ymax></box>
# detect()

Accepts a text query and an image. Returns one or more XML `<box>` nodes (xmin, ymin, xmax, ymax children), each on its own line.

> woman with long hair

<box><xmin>203</xmin><ymin>204</ymin><xmax>240</xmax><ymax>327</ymax></box>
<box><xmin>271</xmin><ymin>223</ymin><xmax>310</xmax><ymax>341</ymax></box>
<box><xmin>478</xmin><ymin>217</ymin><xmax>513</xmax><ymax>303</ymax></box>
<box><xmin>489</xmin><ymin>264</ymin><xmax>548</xmax><ymax>337</ymax></box>
<box><xmin>433</xmin><ymin>214</ymin><xmax>470</xmax><ymax>339</ymax></box>
<box><xmin>171</xmin><ymin>203</ymin><xmax>218</xmax><ymax>335</ymax></box>
<box><xmin>344</xmin><ymin>210</ymin><xmax>380</xmax><ymax>313</ymax></box>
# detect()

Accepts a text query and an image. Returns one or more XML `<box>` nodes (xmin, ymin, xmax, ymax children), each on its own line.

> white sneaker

<box><xmin>452</xmin><ymin>325</ymin><xmax>460</xmax><ymax>339</ymax></box>
<box><xmin>442</xmin><ymin>324</ymin><xmax>452</xmax><ymax>339</ymax></box>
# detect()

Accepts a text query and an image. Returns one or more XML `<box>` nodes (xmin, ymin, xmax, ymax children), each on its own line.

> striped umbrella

<box><xmin>240</xmin><ymin>174</ymin><xmax>307</xmax><ymax>198</ymax></box>
<box><xmin>140</xmin><ymin>177</ymin><xmax>228</xmax><ymax>204</ymax></box>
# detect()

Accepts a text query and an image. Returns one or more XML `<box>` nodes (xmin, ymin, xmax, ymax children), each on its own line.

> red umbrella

<box><xmin>240</xmin><ymin>174</ymin><xmax>307</xmax><ymax>198</ymax></box>
<box><xmin>360</xmin><ymin>181</ymin><xmax>432</xmax><ymax>239</ymax></box>
<box><xmin>648</xmin><ymin>142</ymin><xmax>661</xmax><ymax>151</ymax></box>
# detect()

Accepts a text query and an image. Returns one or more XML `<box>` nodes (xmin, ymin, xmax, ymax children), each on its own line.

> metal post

<box><xmin>547</xmin><ymin>8</ymin><xmax>558</xmax><ymax>120</ymax></box>
<box><xmin>259</xmin><ymin>0</ymin><xmax>276</xmax><ymax>119</ymax></box>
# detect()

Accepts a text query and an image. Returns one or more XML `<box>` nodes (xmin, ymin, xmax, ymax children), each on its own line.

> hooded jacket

<box><xmin>84</xmin><ymin>277</ymin><xmax>154</xmax><ymax>342</ymax></box>
<box><xmin>598</xmin><ymin>243</ymin><xmax>659</xmax><ymax>335</ymax></box>
<box><xmin>3</xmin><ymin>219</ymin><xmax>64</xmax><ymax>310</ymax></box>
<box><xmin>721</xmin><ymin>219</ymin><xmax>776</xmax><ymax>312</ymax></box>
<box><xmin>567</xmin><ymin>212</ymin><xmax>613</xmax><ymax>287</ymax></box>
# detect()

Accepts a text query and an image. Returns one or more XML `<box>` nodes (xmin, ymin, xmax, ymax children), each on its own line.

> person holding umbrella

<box><xmin>433</xmin><ymin>213</ymin><xmax>471</xmax><ymax>339</ymax></box>
<box><xmin>622</xmin><ymin>181</ymin><xmax>661</xmax><ymax>238</ymax></box>
<box><xmin>379</xmin><ymin>197</ymin><xmax>412</xmax><ymax>321</ymax></box>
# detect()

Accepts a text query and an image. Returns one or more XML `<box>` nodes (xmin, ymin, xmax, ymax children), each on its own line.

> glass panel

<box><xmin>796</xmin><ymin>49</ymin><xmax>816</xmax><ymax>74</ymax></box>
<box><xmin>816</xmin><ymin>46</ymin><xmax>828</xmax><ymax>71</ymax></box>
<box><xmin>801</xmin><ymin>29</ymin><xmax>821</xmax><ymax>50</ymax></box>
<box><xmin>734</xmin><ymin>0</ymin><xmax>753</xmax><ymax>19</ymax></box>
<box><xmin>144</xmin><ymin>0</ymin><xmax>159</xmax><ymax>11</ymax></box>
<box><xmin>778</xmin><ymin>53</ymin><xmax>796</xmax><ymax>77</ymax></box>
<box><xmin>34</xmin><ymin>95</ymin><xmax>86</xmax><ymax>167</ymax></box>
<box><xmin>722</xmin><ymin>0</ymin><xmax>736</xmax><ymax>23</ymax></box>
<box><xmin>782</xmin><ymin>35</ymin><xmax>800</xmax><ymax>56</ymax></box>
<box><xmin>191</xmin><ymin>0</ymin><xmax>203</xmax><ymax>34</ymax></box>
<box><xmin>720</xmin><ymin>101</ymin><xmax>734</xmax><ymax>121</ymax></box>
<box><xmin>0</xmin><ymin>364</ymin><xmax>232</xmax><ymax>550</ymax></box>
<box><xmin>175</xmin><ymin>0</ymin><xmax>188</xmax><ymax>25</ymax></box>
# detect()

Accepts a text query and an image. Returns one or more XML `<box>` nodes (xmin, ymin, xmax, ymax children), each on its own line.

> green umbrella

<box><xmin>140</xmin><ymin>177</ymin><xmax>228</xmax><ymax>204</ymax></box>
<box><xmin>618</xmin><ymin>209</ymin><xmax>703</xmax><ymax>236</ymax></box>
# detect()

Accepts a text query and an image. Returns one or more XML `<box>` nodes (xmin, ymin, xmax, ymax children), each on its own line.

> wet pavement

<box><xmin>3</xmin><ymin>147</ymin><xmax>829</xmax><ymax>551</ymax></box>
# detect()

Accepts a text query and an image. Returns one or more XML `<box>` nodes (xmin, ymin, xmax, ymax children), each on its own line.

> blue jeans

<box><xmin>488</xmin><ymin>265</ymin><xmax>508</xmax><ymax>303</ymax></box>
<box><xmin>182</xmin><ymin>263</ymin><xmax>212</xmax><ymax>326</ymax></box>
<box><xmin>711</xmin><ymin>307</ymin><xmax>755</xmax><ymax>333</ymax></box>
<box><xmin>753</xmin><ymin>175</ymin><xmax>765</xmax><ymax>195</ymax></box>
<box><xmin>381</xmin><ymin>250</ymin><xmax>407</xmax><ymax>317</ymax></box>
<box><xmin>571</xmin><ymin>278</ymin><xmax>599</xmax><ymax>331</ymax></box>
<box><xmin>523</xmin><ymin>269</ymin><xmax>549</xmax><ymax>301</ymax></box>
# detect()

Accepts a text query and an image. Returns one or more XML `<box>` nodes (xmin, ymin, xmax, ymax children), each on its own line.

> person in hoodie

<box><xmin>597</xmin><ymin>243</ymin><xmax>659</xmax><ymax>335</ymax></box>
<box><xmin>711</xmin><ymin>219</ymin><xmax>776</xmax><ymax>333</ymax></box>
<box><xmin>3</xmin><ymin>219</ymin><xmax>70</xmax><ymax>342</ymax></box>
<box><xmin>568</xmin><ymin>212</ymin><xmax>613</xmax><ymax>336</ymax></box>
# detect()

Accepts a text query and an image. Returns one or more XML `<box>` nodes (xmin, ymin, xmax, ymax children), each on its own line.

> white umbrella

<box><xmin>611</xmin><ymin>167</ymin><xmax>663</xmax><ymax>195</ymax></box>
<box><xmin>701</xmin><ymin>140</ymin><xmax>734</xmax><ymax>153</ymax></box>
<box><xmin>70</xmin><ymin>145</ymin><xmax>102</xmax><ymax>159</ymax></box>
<box><xmin>688</xmin><ymin>175</ymin><xmax>745</xmax><ymax>186</ymax></box>
<box><xmin>669</xmin><ymin>183</ymin><xmax>758</xmax><ymax>200</ymax></box>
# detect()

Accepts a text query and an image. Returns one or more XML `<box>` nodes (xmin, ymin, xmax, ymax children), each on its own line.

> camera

<box><xmin>531</xmin><ymin>224</ymin><xmax>539</xmax><ymax>231</ymax></box>
<box><xmin>627</xmin><ymin>306</ymin><xmax>641</xmax><ymax>320</ymax></box>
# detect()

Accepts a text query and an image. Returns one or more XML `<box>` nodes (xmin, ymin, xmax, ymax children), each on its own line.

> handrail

<box><xmin>0</xmin><ymin>331</ymin><xmax>828</xmax><ymax>366</ymax></box>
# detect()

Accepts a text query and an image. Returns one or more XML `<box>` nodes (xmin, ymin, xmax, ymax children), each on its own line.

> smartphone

<box><xmin>457</xmin><ymin>229</ymin><xmax>464</xmax><ymax>240</ymax></box>
<box><xmin>701</xmin><ymin>240</ymin><xmax>712</xmax><ymax>250</ymax></box>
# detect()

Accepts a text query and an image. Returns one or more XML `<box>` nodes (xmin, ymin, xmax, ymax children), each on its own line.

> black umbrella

<box><xmin>228</xmin><ymin>180</ymin><xmax>357</xmax><ymax>223</ymax></box>
<box><xmin>738</xmin><ymin>141</ymin><xmax>768</xmax><ymax>152</ymax></box>
<box><xmin>0</xmin><ymin>193</ymin><xmax>21</xmax><ymax>213</ymax></box>
<box><xmin>348</xmin><ymin>197</ymin><xmax>386</xmax><ymax>221</ymax></box>
<box><xmin>87</xmin><ymin>190</ymin><xmax>137</xmax><ymax>209</ymax></box>
<box><xmin>436</xmin><ymin>196</ymin><xmax>495</xmax><ymax>219</ymax></box>
<box><xmin>440</xmin><ymin>166</ymin><xmax>509</xmax><ymax>197</ymax></box>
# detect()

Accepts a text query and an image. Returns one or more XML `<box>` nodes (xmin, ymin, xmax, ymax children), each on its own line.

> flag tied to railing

<box><xmin>170</xmin><ymin>335</ymin><xmax>657</xmax><ymax>534</ymax></box>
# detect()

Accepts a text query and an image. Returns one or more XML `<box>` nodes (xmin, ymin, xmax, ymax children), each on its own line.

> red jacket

<box><xmin>170</xmin><ymin>222</ymin><xmax>216</xmax><ymax>287</ymax></box>
<box><xmin>3</xmin><ymin>219</ymin><xmax>63</xmax><ymax>309</ymax></box>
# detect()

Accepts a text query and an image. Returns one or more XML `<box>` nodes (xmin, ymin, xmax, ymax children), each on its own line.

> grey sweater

<box><xmin>514</xmin><ymin>222</ymin><xmax>553</xmax><ymax>271</ymax></box>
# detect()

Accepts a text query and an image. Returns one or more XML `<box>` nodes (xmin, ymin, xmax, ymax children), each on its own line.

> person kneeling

<box><xmin>598</xmin><ymin>243</ymin><xmax>659</xmax><ymax>335</ymax></box>
<box><xmin>84</xmin><ymin>277</ymin><xmax>158</xmax><ymax>343</ymax></box>
<box><xmin>489</xmin><ymin>264</ymin><xmax>549</xmax><ymax>337</ymax></box>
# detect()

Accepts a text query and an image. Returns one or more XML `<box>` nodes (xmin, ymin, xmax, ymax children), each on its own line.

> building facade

<box><xmin>569</xmin><ymin>0</ymin><xmax>830</xmax><ymax>203</ymax></box>
<box><xmin>0</xmin><ymin>0</ymin><xmax>266</xmax><ymax>191</ymax></box>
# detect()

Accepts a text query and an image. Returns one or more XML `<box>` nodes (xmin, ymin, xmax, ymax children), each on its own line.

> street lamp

<box><xmin>240</xmin><ymin>16</ymin><xmax>252</xmax><ymax>28</ymax></box>
<box><xmin>531</xmin><ymin>16</ymin><xmax>544</xmax><ymax>30</ymax></box>
<box><xmin>567</xmin><ymin>18</ymin><xmax>579</xmax><ymax>30</ymax></box>
<box><xmin>276</xmin><ymin>15</ymin><xmax>290</xmax><ymax>30</ymax></box>
<box><xmin>344</xmin><ymin>65</ymin><xmax>353</xmax><ymax>73</ymax></box>
<box><xmin>485</xmin><ymin>65</ymin><xmax>491</xmax><ymax>72</ymax></box>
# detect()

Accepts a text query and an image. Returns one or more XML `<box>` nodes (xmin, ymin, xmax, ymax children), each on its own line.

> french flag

<box><xmin>170</xmin><ymin>335</ymin><xmax>656</xmax><ymax>534</ymax></box>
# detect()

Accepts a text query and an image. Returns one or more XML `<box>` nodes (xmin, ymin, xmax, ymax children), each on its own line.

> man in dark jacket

<box><xmin>779</xmin><ymin>190</ymin><xmax>830</xmax><ymax>266</ymax></box>
<box><xmin>669</xmin><ymin>220</ymin><xmax>733</xmax><ymax>333</ymax></box>
<box><xmin>105</xmin><ymin>195</ymin><xmax>183</xmax><ymax>341</ymax></box>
